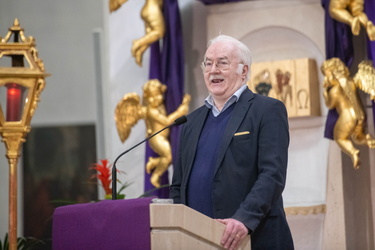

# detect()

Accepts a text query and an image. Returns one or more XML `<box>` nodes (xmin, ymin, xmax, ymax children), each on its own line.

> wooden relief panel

<box><xmin>247</xmin><ymin>58</ymin><xmax>320</xmax><ymax>117</ymax></box>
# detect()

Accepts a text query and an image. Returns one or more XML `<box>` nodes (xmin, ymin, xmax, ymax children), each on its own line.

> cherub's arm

<box><xmin>323</xmin><ymin>72</ymin><xmax>343</xmax><ymax>110</ymax></box>
<box><xmin>323</xmin><ymin>82</ymin><xmax>335</xmax><ymax>109</ymax></box>
<box><xmin>324</xmin><ymin>88</ymin><xmax>334</xmax><ymax>109</ymax></box>
<box><xmin>147</xmin><ymin>94</ymin><xmax>190</xmax><ymax>126</ymax></box>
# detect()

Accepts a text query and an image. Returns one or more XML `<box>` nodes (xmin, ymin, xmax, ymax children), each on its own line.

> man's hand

<box><xmin>216</xmin><ymin>218</ymin><xmax>249</xmax><ymax>250</ymax></box>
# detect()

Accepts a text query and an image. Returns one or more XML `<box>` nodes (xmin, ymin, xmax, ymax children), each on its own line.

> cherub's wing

<box><xmin>353</xmin><ymin>60</ymin><xmax>375</xmax><ymax>100</ymax></box>
<box><xmin>109</xmin><ymin>0</ymin><xmax>128</xmax><ymax>13</ymax></box>
<box><xmin>114</xmin><ymin>93</ymin><xmax>145</xmax><ymax>143</ymax></box>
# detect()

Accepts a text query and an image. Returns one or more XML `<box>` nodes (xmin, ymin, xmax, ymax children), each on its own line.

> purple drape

<box><xmin>365</xmin><ymin>0</ymin><xmax>375</xmax><ymax>128</ymax></box>
<box><xmin>321</xmin><ymin>0</ymin><xmax>354</xmax><ymax>139</ymax></box>
<box><xmin>144</xmin><ymin>0</ymin><xmax>185</xmax><ymax>198</ymax></box>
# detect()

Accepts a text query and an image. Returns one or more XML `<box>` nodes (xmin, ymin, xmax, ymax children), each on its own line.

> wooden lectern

<box><xmin>150</xmin><ymin>203</ymin><xmax>251</xmax><ymax>249</ymax></box>
<box><xmin>52</xmin><ymin>198</ymin><xmax>251</xmax><ymax>250</ymax></box>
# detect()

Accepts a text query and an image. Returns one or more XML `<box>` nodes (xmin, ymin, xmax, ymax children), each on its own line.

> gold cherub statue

<box><xmin>109</xmin><ymin>0</ymin><xmax>165</xmax><ymax>66</ymax></box>
<box><xmin>115</xmin><ymin>79</ymin><xmax>190</xmax><ymax>187</ymax></box>
<box><xmin>329</xmin><ymin>0</ymin><xmax>375</xmax><ymax>40</ymax></box>
<box><xmin>321</xmin><ymin>58</ymin><xmax>375</xmax><ymax>168</ymax></box>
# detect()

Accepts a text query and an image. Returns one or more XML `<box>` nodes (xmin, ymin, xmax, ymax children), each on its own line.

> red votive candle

<box><xmin>6</xmin><ymin>83</ymin><xmax>22</xmax><ymax>121</ymax></box>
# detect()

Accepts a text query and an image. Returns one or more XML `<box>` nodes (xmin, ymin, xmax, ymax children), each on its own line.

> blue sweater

<box><xmin>187</xmin><ymin>104</ymin><xmax>235</xmax><ymax>218</ymax></box>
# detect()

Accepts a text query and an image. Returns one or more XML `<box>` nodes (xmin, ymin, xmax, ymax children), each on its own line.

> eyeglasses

<box><xmin>201</xmin><ymin>59</ymin><xmax>242</xmax><ymax>72</ymax></box>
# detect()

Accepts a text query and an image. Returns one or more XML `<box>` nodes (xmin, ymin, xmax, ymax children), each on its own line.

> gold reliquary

<box><xmin>247</xmin><ymin>58</ymin><xmax>320</xmax><ymax>118</ymax></box>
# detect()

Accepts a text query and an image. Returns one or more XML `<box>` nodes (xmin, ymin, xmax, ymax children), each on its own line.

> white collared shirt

<box><xmin>204</xmin><ymin>84</ymin><xmax>248</xmax><ymax>117</ymax></box>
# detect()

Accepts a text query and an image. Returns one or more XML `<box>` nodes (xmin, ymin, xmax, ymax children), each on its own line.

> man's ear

<box><xmin>242</xmin><ymin>65</ymin><xmax>249</xmax><ymax>79</ymax></box>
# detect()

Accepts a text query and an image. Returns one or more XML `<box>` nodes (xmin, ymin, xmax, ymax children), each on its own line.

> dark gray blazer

<box><xmin>170</xmin><ymin>88</ymin><xmax>294</xmax><ymax>249</ymax></box>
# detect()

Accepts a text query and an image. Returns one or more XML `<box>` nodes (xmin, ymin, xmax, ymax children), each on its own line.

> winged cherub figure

<box><xmin>329</xmin><ymin>0</ymin><xmax>375</xmax><ymax>40</ymax></box>
<box><xmin>321</xmin><ymin>58</ymin><xmax>375</xmax><ymax>168</ymax></box>
<box><xmin>109</xmin><ymin>0</ymin><xmax>165</xmax><ymax>66</ymax></box>
<box><xmin>115</xmin><ymin>79</ymin><xmax>191</xmax><ymax>187</ymax></box>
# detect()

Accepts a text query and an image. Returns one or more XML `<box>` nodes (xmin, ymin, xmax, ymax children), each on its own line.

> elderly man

<box><xmin>170</xmin><ymin>35</ymin><xmax>294</xmax><ymax>250</ymax></box>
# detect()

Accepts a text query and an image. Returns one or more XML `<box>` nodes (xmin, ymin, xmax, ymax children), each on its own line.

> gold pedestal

<box><xmin>0</xmin><ymin>19</ymin><xmax>48</xmax><ymax>250</ymax></box>
<box><xmin>1</xmin><ymin>129</ymin><xmax>27</xmax><ymax>250</ymax></box>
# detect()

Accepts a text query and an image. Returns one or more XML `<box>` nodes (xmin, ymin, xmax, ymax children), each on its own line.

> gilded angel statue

<box><xmin>115</xmin><ymin>79</ymin><xmax>191</xmax><ymax>187</ymax></box>
<box><xmin>329</xmin><ymin>0</ymin><xmax>375</xmax><ymax>40</ymax></box>
<box><xmin>109</xmin><ymin>0</ymin><xmax>165</xmax><ymax>66</ymax></box>
<box><xmin>321</xmin><ymin>58</ymin><xmax>375</xmax><ymax>169</ymax></box>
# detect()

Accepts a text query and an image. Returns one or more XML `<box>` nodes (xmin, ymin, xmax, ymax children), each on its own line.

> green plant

<box><xmin>0</xmin><ymin>233</ymin><xmax>45</xmax><ymax>250</ymax></box>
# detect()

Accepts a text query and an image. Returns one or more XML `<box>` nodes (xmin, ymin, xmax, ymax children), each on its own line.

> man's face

<box><xmin>203</xmin><ymin>41</ymin><xmax>247</xmax><ymax>102</ymax></box>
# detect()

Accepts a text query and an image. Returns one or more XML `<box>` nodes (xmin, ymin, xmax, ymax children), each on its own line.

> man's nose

<box><xmin>209</xmin><ymin>62</ymin><xmax>220</xmax><ymax>72</ymax></box>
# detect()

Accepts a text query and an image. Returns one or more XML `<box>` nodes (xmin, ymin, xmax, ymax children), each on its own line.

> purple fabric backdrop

<box><xmin>321</xmin><ymin>0</ymin><xmax>354</xmax><ymax>139</ymax></box>
<box><xmin>144</xmin><ymin>0</ymin><xmax>185</xmax><ymax>198</ymax></box>
<box><xmin>161</xmin><ymin>0</ymin><xmax>185</xmax><ymax>193</ymax></box>
<box><xmin>52</xmin><ymin>197</ymin><xmax>153</xmax><ymax>250</ymax></box>
<box><xmin>365</xmin><ymin>0</ymin><xmax>375</xmax><ymax>128</ymax></box>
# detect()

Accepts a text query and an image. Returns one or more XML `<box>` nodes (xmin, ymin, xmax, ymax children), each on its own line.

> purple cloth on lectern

<box><xmin>52</xmin><ymin>197</ymin><xmax>153</xmax><ymax>250</ymax></box>
<box><xmin>144</xmin><ymin>0</ymin><xmax>185</xmax><ymax>198</ymax></box>
<box><xmin>198</xmin><ymin>0</ymin><xmax>242</xmax><ymax>4</ymax></box>
<box><xmin>321</xmin><ymin>0</ymin><xmax>354</xmax><ymax>139</ymax></box>
<box><xmin>365</xmin><ymin>0</ymin><xmax>375</xmax><ymax>128</ymax></box>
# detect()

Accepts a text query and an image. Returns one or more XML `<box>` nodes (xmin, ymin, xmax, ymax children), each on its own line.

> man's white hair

<box><xmin>206</xmin><ymin>35</ymin><xmax>252</xmax><ymax>82</ymax></box>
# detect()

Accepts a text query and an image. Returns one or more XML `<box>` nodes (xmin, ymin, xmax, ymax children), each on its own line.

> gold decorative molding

<box><xmin>285</xmin><ymin>204</ymin><xmax>326</xmax><ymax>216</ymax></box>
